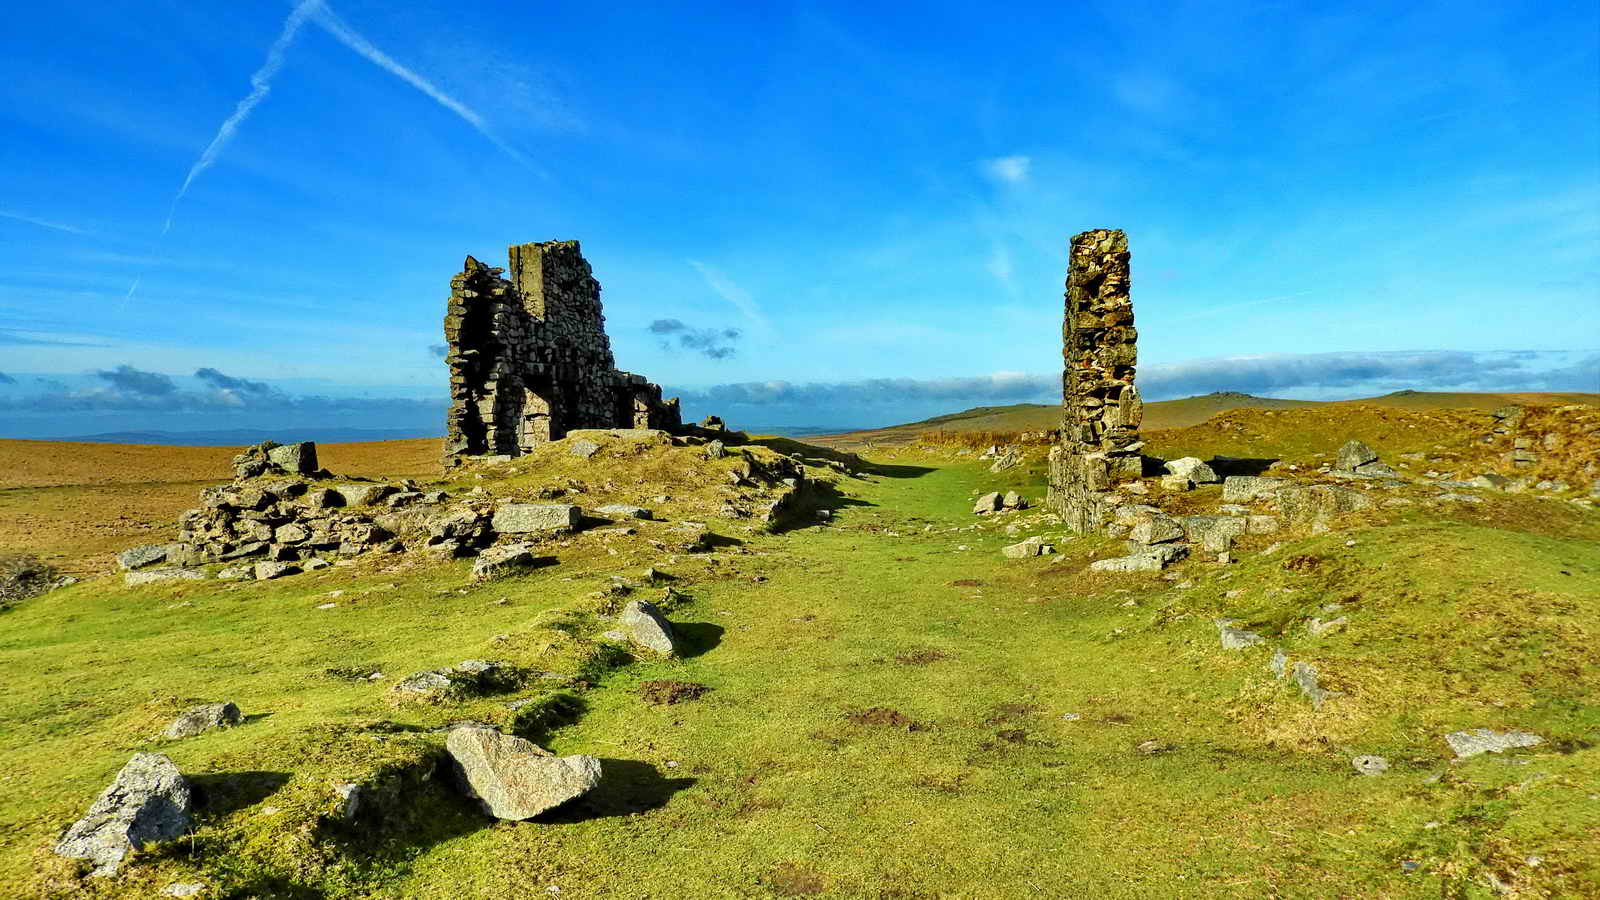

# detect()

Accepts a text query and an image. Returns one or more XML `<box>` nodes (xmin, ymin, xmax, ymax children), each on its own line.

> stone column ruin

<box><xmin>1047</xmin><ymin>228</ymin><xmax>1144</xmax><ymax>533</ymax></box>
<box><xmin>443</xmin><ymin>240</ymin><xmax>681</xmax><ymax>468</ymax></box>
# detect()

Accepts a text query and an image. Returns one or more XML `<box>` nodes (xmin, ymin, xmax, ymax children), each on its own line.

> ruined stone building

<box><xmin>1047</xmin><ymin>228</ymin><xmax>1144</xmax><ymax>532</ymax></box>
<box><xmin>443</xmin><ymin>240</ymin><xmax>681</xmax><ymax>467</ymax></box>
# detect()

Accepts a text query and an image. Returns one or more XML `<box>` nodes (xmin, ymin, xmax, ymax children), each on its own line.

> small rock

<box><xmin>1001</xmin><ymin>536</ymin><xmax>1054</xmax><ymax>559</ymax></box>
<box><xmin>1468</xmin><ymin>473</ymin><xmax>1512</xmax><ymax>492</ymax></box>
<box><xmin>620</xmin><ymin>599</ymin><xmax>678</xmax><ymax>655</ymax></box>
<box><xmin>253</xmin><ymin>561</ymin><xmax>300</xmax><ymax>580</ymax></box>
<box><xmin>595</xmin><ymin>503</ymin><xmax>653</xmax><ymax>520</ymax></box>
<box><xmin>568</xmin><ymin>439</ymin><xmax>602</xmax><ymax>459</ymax></box>
<box><xmin>54</xmin><ymin>753</ymin><xmax>193</xmax><ymax>876</ymax></box>
<box><xmin>1307</xmin><ymin>616</ymin><xmax>1348</xmax><ymax>637</ymax></box>
<box><xmin>217</xmin><ymin>566</ymin><xmax>254</xmax><ymax>582</ymax></box>
<box><xmin>445</xmin><ymin>725</ymin><xmax>601</xmax><ymax>820</ymax></box>
<box><xmin>1269</xmin><ymin>649</ymin><xmax>1288</xmax><ymax>678</ymax></box>
<box><xmin>1001</xmin><ymin>490</ymin><xmax>1028</xmax><ymax>510</ymax></box>
<box><xmin>472</xmin><ymin>544</ymin><xmax>545</xmax><ymax>581</ymax></box>
<box><xmin>163</xmin><ymin>702</ymin><xmax>243</xmax><ymax>740</ymax></box>
<box><xmin>1292</xmin><ymin>661</ymin><xmax>1338</xmax><ymax>710</ymax></box>
<box><xmin>1165</xmin><ymin>457</ymin><xmax>1219</xmax><ymax>484</ymax></box>
<box><xmin>1444</xmin><ymin>728</ymin><xmax>1544</xmax><ymax>759</ymax></box>
<box><xmin>332</xmin><ymin>783</ymin><xmax>362</xmax><ymax>821</ymax></box>
<box><xmin>1335</xmin><ymin>440</ymin><xmax>1379</xmax><ymax>472</ymax></box>
<box><xmin>1215</xmin><ymin>618</ymin><xmax>1265</xmax><ymax>650</ymax></box>
<box><xmin>1129</xmin><ymin>515</ymin><xmax>1185</xmax><ymax>545</ymax></box>
<box><xmin>163</xmin><ymin>883</ymin><xmax>207</xmax><ymax>898</ymax></box>
<box><xmin>1352</xmin><ymin>755</ymin><xmax>1389</xmax><ymax>776</ymax></box>
<box><xmin>972</xmin><ymin>492</ymin><xmax>1003</xmax><ymax>515</ymax></box>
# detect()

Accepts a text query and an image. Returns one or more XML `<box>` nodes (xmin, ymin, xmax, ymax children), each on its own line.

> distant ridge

<box><xmin>807</xmin><ymin>390</ymin><xmax>1599</xmax><ymax>448</ymax></box>
<box><xmin>56</xmin><ymin>428</ymin><xmax>442</xmax><ymax>447</ymax></box>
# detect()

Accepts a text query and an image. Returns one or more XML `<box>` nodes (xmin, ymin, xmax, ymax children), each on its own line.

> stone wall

<box><xmin>443</xmin><ymin>241</ymin><xmax>681</xmax><ymax>468</ymax></box>
<box><xmin>1047</xmin><ymin>228</ymin><xmax>1144</xmax><ymax>533</ymax></box>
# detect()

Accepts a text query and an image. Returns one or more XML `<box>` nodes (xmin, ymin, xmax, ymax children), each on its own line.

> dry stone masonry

<box><xmin>443</xmin><ymin>241</ymin><xmax>681</xmax><ymax>468</ymax></box>
<box><xmin>1048</xmin><ymin>228</ymin><xmax>1143</xmax><ymax>533</ymax></box>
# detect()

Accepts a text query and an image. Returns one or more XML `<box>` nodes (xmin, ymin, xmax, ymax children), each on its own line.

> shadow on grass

<box><xmin>745</xmin><ymin>435</ymin><xmax>936</xmax><ymax>480</ymax></box>
<box><xmin>768</xmin><ymin>481</ymin><xmax>874</xmax><ymax>535</ymax></box>
<box><xmin>537</xmin><ymin>759</ymin><xmax>697</xmax><ymax>823</ymax></box>
<box><xmin>673</xmin><ymin>621</ymin><xmax>724</xmax><ymax>659</ymax></box>
<box><xmin>190</xmin><ymin>770</ymin><xmax>293</xmax><ymax>814</ymax></box>
<box><xmin>1208</xmin><ymin>456</ymin><xmax>1279</xmax><ymax>476</ymax></box>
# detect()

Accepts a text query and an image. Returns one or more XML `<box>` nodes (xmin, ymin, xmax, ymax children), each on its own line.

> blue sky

<box><xmin>1</xmin><ymin>0</ymin><xmax>1596</xmax><ymax>438</ymax></box>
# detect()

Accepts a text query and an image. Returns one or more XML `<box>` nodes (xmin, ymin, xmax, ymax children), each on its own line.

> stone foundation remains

<box><xmin>1047</xmin><ymin>228</ymin><xmax>1144</xmax><ymax>533</ymax></box>
<box><xmin>443</xmin><ymin>241</ymin><xmax>681</xmax><ymax>468</ymax></box>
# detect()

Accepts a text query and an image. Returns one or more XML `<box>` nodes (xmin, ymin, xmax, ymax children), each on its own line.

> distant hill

<box><xmin>56</xmin><ymin>428</ymin><xmax>442</xmax><ymax>447</ymax></box>
<box><xmin>808</xmin><ymin>390</ymin><xmax>1599</xmax><ymax>448</ymax></box>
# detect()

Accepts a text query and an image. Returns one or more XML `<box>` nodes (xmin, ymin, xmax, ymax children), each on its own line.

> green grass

<box><xmin>2</xmin><ymin>444</ymin><xmax>1597</xmax><ymax>898</ymax></box>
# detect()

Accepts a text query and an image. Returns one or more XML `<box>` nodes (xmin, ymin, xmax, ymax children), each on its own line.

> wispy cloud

<box><xmin>687</xmin><ymin>261</ymin><xmax>770</xmax><ymax>334</ymax></box>
<box><xmin>164</xmin><ymin>0</ymin><xmax>323</xmax><ymax>235</ymax></box>
<box><xmin>428</xmin><ymin>343</ymin><xmax>448</xmax><ymax>358</ymax></box>
<box><xmin>649</xmin><ymin>319</ymin><xmax>741</xmax><ymax>360</ymax></box>
<box><xmin>985</xmin><ymin>245</ymin><xmax>1013</xmax><ymax>286</ymax></box>
<box><xmin>980</xmin><ymin>155</ymin><xmax>1030</xmax><ymax>184</ymax></box>
<box><xmin>0</xmin><ymin>209</ymin><xmax>91</xmax><ymax>236</ymax></box>
<box><xmin>309</xmin><ymin>5</ymin><xmax>534</xmax><ymax>171</ymax></box>
<box><xmin>0</xmin><ymin>329</ymin><xmax>109</xmax><ymax>348</ymax></box>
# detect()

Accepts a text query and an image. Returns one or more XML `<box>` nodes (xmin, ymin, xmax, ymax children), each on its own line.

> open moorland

<box><xmin>1</xmin><ymin>395</ymin><xmax>1598</xmax><ymax>898</ymax></box>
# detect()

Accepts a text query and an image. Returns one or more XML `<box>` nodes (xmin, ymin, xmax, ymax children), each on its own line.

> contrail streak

<box><xmin>309</xmin><ymin>5</ymin><xmax>535</xmax><ymax>170</ymax></box>
<box><xmin>163</xmin><ymin>0</ymin><xmax>324</xmax><ymax>235</ymax></box>
<box><xmin>0</xmin><ymin>209</ymin><xmax>90</xmax><ymax>236</ymax></box>
<box><xmin>120</xmin><ymin>277</ymin><xmax>141</xmax><ymax>310</ymax></box>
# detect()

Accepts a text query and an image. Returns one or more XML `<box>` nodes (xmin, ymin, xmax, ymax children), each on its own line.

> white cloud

<box><xmin>980</xmin><ymin>155</ymin><xmax>1031</xmax><ymax>184</ymax></box>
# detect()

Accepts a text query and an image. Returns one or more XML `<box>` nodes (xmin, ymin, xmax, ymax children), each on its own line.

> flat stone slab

<box><xmin>595</xmin><ymin>503</ymin><xmax>653</xmax><ymax>520</ymax></box>
<box><xmin>492</xmin><ymin>504</ymin><xmax>581</xmax><ymax>534</ymax></box>
<box><xmin>1001</xmin><ymin>536</ymin><xmax>1054</xmax><ymax>558</ymax></box>
<box><xmin>1444</xmin><ymin>728</ymin><xmax>1543</xmax><ymax>759</ymax></box>
<box><xmin>117</xmin><ymin>543</ymin><xmax>175</xmax><ymax>571</ymax></box>
<box><xmin>1352</xmin><ymin>755</ymin><xmax>1389</xmax><ymax>776</ymax></box>
<box><xmin>1088</xmin><ymin>544</ymin><xmax>1187</xmax><ymax>573</ymax></box>
<box><xmin>1222</xmin><ymin>476</ymin><xmax>1288</xmax><ymax>502</ymax></box>
<box><xmin>334</xmin><ymin>483</ymin><xmax>396</xmax><ymax>506</ymax></box>
<box><xmin>125</xmin><ymin>568</ymin><xmax>205</xmax><ymax>586</ymax></box>
<box><xmin>445</xmin><ymin>725</ymin><xmax>601</xmax><ymax>820</ymax></box>
<box><xmin>55</xmin><ymin>752</ymin><xmax>193</xmax><ymax>876</ymax></box>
